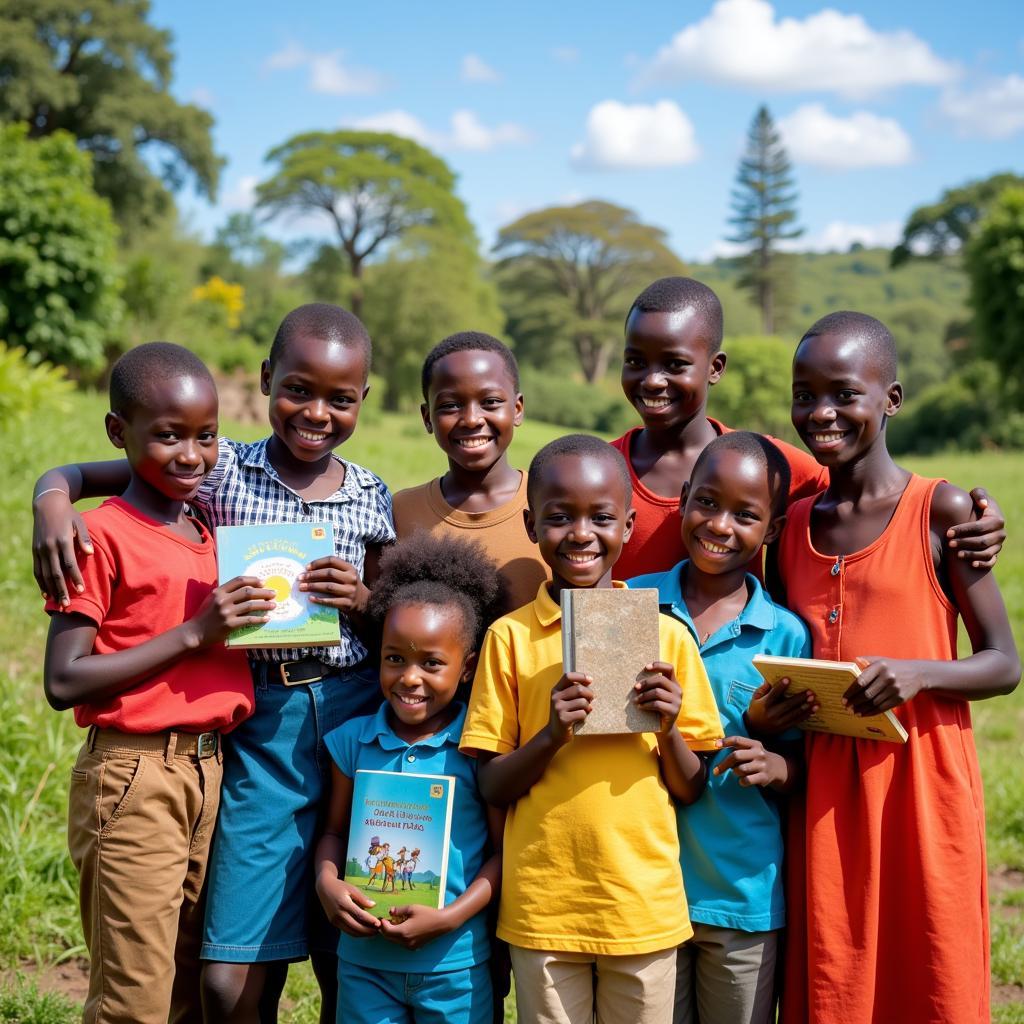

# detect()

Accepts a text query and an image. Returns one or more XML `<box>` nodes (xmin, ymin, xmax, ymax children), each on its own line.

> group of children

<box><xmin>31</xmin><ymin>277</ymin><xmax>1019</xmax><ymax>1024</ymax></box>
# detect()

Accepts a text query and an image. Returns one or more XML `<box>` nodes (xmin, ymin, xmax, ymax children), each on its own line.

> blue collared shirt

<box><xmin>193</xmin><ymin>437</ymin><xmax>395</xmax><ymax>668</ymax></box>
<box><xmin>324</xmin><ymin>702</ymin><xmax>491</xmax><ymax>972</ymax></box>
<box><xmin>629</xmin><ymin>561</ymin><xmax>811</xmax><ymax>932</ymax></box>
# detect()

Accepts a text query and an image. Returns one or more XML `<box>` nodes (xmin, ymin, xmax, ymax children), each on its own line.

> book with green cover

<box><xmin>215</xmin><ymin>522</ymin><xmax>340</xmax><ymax>648</ymax></box>
<box><xmin>343</xmin><ymin>769</ymin><xmax>455</xmax><ymax>919</ymax></box>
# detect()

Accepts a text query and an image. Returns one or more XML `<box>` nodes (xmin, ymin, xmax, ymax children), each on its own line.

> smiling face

<box><xmin>525</xmin><ymin>452</ymin><xmax>635</xmax><ymax>593</ymax></box>
<box><xmin>379</xmin><ymin>602</ymin><xmax>476</xmax><ymax>740</ymax></box>
<box><xmin>791</xmin><ymin>331</ymin><xmax>902</xmax><ymax>468</ymax></box>
<box><xmin>421</xmin><ymin>349</ymin><xmax>524</xmax><ymax>473</ymax></box>
<box><xmin>106</xmin><ymin>374</ymin><xmax>219</xmax><ymax>504</ymax></box>
<box><xmin>260</xmin><ymin>334</ymin><xmax>369</xmax><ymax>468</ymax></box>
<box><xmin>621</xmin><ymin>309</ymin><xmax>726</xmax><ymax>431</ymax></box>
<box><xmin>681</xmin><ymin>448</ymin><xmax>783</xmax><ymax>576</ymax></box>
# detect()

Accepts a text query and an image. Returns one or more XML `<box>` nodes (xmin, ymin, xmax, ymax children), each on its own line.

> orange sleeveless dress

<box><xmin>777</xmin><ymin>474</ymin><xmax>989</xmax><ymax>1024</ymax></box>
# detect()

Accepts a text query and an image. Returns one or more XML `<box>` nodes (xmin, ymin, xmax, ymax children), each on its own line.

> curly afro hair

<box><xmin>368</xmin><ymin>532</ymin><xmax>510</xmax><ymax>652</ymax></box>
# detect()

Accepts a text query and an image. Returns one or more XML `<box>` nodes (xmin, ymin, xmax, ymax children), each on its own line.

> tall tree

<box><xmin>495</xmin><ymin>201</ymin><xmax>685</xmax><ymax>383</ymax></box>
<box><xmin>964</xmin><ymin>186</ymin><xmax>1024</xmax><ymax>407</ymax></box>
<box><xmin>256</xmin><ymin>131</ymin><xmax>472</xmax><ymax>319</ymax></box>
<box><xmin>0</xmin><ymin>123</ymin><xmax>123</xmax><ymax>371</ymax></box>
<box><xmin>0</xmin><ymin>0</ymin><xmax>222</xmax><ymax>232</ymax></box>
<box><xmin>727</xmin><ymin>106</ymin><xmax>802</xmax><ymax>334</ymax></box>
<box><xmin>891</xmin><ymin>172</ymin><xmax>1024</xmax><ymax>267</ymax></box>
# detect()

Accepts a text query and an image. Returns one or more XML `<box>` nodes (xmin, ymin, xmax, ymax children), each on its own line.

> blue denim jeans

<box><xmin>201</xmin><ymin>660</ymin><xmax>381</xmax><ymax>962</ymax></box>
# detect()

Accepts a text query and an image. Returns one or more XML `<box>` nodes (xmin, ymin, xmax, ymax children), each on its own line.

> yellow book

<box><xmin>752</xmin><ymin>654</ymin><xmax>908</xmax><ymax>744</ymax></box>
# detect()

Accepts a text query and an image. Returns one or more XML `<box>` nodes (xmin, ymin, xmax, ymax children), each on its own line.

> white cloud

<box><xmin>940</xmin><ymin>74</ymin><xmax>1024</xmax><ymax>139</ymax></box>
<box><xmin>779</xmin><ymin>104</ymin><xmax>913</xmax><ymax>168</ymax></box>
<box><xmin>551</xmin><ymin>46</ymin><xmax>580</xmax><ymax>64</ymax></box>
<box><xmin>460</xmin><ymin>54</ymin><xmax>501</xmax><ymax>83</ymax></box>
<box><xmin>346</xmin><ymin>109</ymin><xmax>530</xmax><ymax>152</ymax></box>
<box><xmin>638</xmin><ymin>0</ymin><xmax>957</xmax><ymax>98</ymax></box>
<box><xmin>222</xmin><ymin>174</ymin><xmax>259</xmax><ymax>211</ymax></box>
<box><xmin>264</xmin><ymin>42</ymin><xmax>384</xmax><ymax>95</ymax></box>
<box><xmin>570</xmin><ymin>100</ymin><xmax>700</xmax><ymax>170</ymax></box>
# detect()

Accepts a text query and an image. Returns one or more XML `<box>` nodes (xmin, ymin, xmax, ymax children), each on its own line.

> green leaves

<box><xmin>0</xmin><ymin>123</ymin><xmax>123</xmax><ymax>370</ymax></box>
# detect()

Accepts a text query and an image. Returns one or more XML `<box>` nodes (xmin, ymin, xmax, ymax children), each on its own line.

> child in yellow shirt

<box><xmin>460</xmin><ymin>434</ymin><xmax>723</xmax><ymax>1024</ymax></box>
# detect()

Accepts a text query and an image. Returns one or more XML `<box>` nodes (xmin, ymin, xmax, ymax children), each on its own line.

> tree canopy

<box><xmin>965</xmin><ymin>186</ymin><xmax>1024</xmax><ymax>407</ymax></box>
<box><xmin>891</xmin><ymin>172</ymin><xmax>1024</xmax><ymax>268</ymax></box>
<box><xmin>727</xmin><ymin>105</ymin><xmax>802</xmax><ymax>334</ymax></box>
<box><xmin>0</xmin><ymin>0</ymin><xmax>222</xmax><ymax>232</ymax></box>
<box><xmin>256</xmin><ymin>130</ymin><xmax>473</xmax><ymax>318</ymax></box>
<box><xmin>0</xmin><ymin>123</ymin><xmax>122</xmax><ymax>370</ymax></box>
<box><xmin>495</xmin><ymin>201</ymin><xmax>684</xmax><ymax>383</ymax></box>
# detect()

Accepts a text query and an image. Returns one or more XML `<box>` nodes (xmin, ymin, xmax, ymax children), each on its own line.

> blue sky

<box><xmin>155</xmin><ymin>0</ymin><xmax>1024</xmax><ymax>262</ymax></box>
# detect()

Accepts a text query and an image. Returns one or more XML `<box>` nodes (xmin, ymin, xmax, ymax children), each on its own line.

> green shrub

<box><xmin>0</xmin><ymin>344</ymin><xmax>72</xmax><ymax>426</ymax></box>
<box><xmin>0</xmin><ymin>978</ymin><xmax>78</xmax><ymax>1024</ymax></box>
<box><xmin>519</xmin><ymin>368</ymin><xmax>635</xmax><ymax>436</ymax></box>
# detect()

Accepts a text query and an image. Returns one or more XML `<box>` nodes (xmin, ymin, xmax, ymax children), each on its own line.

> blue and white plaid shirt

<box><xmin>193</xmin><ymin>437</ymin><xmax>395</xmax><ymax>668</ymax></box>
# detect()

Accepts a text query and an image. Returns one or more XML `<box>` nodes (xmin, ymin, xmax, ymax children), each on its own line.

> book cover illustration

<box><xmin>343</xmin><ymin>769</ymin><xmax>455</xmax><ymax>919</ymax></box>
<box><xmin>561</xmin><ymin>587</ymin><xmax>663</xmax><ymax>735</ymax></box>
<box><xmin>216</xmin><ymin>522</ymin><xmax>340</xmax><ymax>648</ymax></box>
<box><xmin>752</xmin><ymin>654</ymin><xmax>908</xmax><ymax>743</ymax></box>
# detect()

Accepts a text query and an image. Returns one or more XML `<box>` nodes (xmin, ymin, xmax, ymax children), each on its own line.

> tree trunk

<box><xmin>576</xmin><ymin>332</ymin><xmax>611</xmax><ymax>384</ymax></box>
<box><xmin>349</xmin><ymin>256</ymin><xmax>364</xmax><ymax>321</ymax></box>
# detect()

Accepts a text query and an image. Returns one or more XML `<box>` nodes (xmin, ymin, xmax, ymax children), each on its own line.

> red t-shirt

<box><xmin>611</xmin><ymin>419</ymin><xmax>829</xmax><ymax>579</ymax></box>
<box><xmin>44</xmin><ymin>497</ymin><xmax>253</xmax><ymax>733</ymax></box>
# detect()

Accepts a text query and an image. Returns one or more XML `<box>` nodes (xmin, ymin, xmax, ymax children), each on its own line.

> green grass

<box><xmin>1</xmin><ymin>389</ymin><xmax>1021</xmax><ymax>1021</ymax></box>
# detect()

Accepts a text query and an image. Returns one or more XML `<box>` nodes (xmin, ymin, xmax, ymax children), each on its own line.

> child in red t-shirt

<box><xmin>42</xmin><ymin>343</ymin><xmax>275</xmax><ymax>1024</ymax></box>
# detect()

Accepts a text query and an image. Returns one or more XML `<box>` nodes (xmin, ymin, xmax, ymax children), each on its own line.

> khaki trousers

<box><xmin>673</xmin><ymin>923</ymin><xmax>779</xmax><ymax>1024</ymax></box>
<box><xmin>67</xmin><ymin>729</ymin><xmax>223</xmax><ymax>1024</ymax></box>
<box><xmin>510</xmin><ymin>945</ymin><xmax>677</xmax><ymax>1024</ymax></box>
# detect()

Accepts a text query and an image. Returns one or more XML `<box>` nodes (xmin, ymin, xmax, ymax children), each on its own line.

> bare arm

<box><xmin>43</xmin><ymin>577</ymin><xmax>274</xmax><ymax>711</ymax></box>
<box><xmin>32</xmin><ymin>461</ymin><xmax>131</xmax><ymax>604</ymax></box>
<box><xmin>475</xmin><ymin>673</ymin><xmax>593</xmax><ymax>807</ymax></box>
<box><xmin>845</xmin><ymin>485</ymin><xmax>1020</xmax><ymax>714</ymax></box>
<box><xmin>946</xmin><ymin>487</ymin><xmax>1007</xmax><ymax>570</ymax></box>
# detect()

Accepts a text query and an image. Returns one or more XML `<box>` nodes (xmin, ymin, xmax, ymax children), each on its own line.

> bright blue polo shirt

<box><xmin>629</xmin><ymin>561</ymin><xmax>811</xmax><ymax>933</ymax></box>
<box><xmin>324</xmin><ymin>702</ymin><xmax>491</xmax><ymax>972</ymax></box>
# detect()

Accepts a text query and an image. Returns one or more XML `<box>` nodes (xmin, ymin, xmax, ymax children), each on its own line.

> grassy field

<box><xmin>1</xmin><ymin>388</ymin><xmax>1021</xmax><ymax>1022</ymax></box>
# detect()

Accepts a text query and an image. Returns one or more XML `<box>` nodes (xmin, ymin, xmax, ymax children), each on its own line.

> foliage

<box><xmin>0</xmin><ymin>979</ymin><xmax>78</xmax><ymax>1024</ymax></box>
<box><xmin>257</xmin><ymin>131</ymin><xmax>473</xmax><ymax>318</ymax></box>
<box><xmin>0</xmin><ymin>124</ymin><xmax>123</xmax><ymax>371</ymax></box>
<box><xmin>888</xmin><ymin>361</ymin><xmax>1024</xmax><ymax>454</ymax></box>
<box><xmin>727</xmin><ymin>106</ymin><xmax>803</xmax><ymax>334</ymax></box>
<box><xmin>0</xmin><ymin>0</ymin><xmax>222</xmax><ymax>233</ymax></box>
<box><xmin>965</xmin><ymin>187</ymin><xmax>1024</xmax><ymax>407</ymax></box>
<box><xmin>891</xmin><ymin>172</ymin><xmax>1024</xmax><ymax>268</ymax></box>
<box><xmin>191</xmin><ymin>275</ymin><xmax>244</xmax><ymax>331</ymax></box>
<box><xmin>518</xmin><ymin>368</ymin><xmax>636</xmax><ymax>436</ymax></box>
<box><xmin>495</xmin><ymin>201</ymin><xmax>685</xmax><ymax>383</ymax></box>
<box><xmin>706</xmin><ymin>336</ymin><xmax>797</xmax><ymax>443</ymax></box>
<box><xmin>0</xmin><ymin>343</ymin><xmax>72</xmax><ymax>426</ymax></box>
<box><xmin>361</xmin><ymin>227</ymin><xmax>503</xmax><ymax>410</ymax></box>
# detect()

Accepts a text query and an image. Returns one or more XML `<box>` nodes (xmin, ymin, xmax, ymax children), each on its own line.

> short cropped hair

<box><xmin>527</xmin><ymin>434</ymin><xmax>632</xmax><ymax>509</ymax></box>
<box><xmin>421</xmin><ymin>331</ymin><xmax>520</xmax><ymax>401</ymax></box>
<box><xmin>109</xmin><ymin>342</ymin><xmax>215</xmax><ymax>418</ymax></box>
<box><xmin>690</xmin><ymin>431</ymin><xmax>791</xmax><ymax>520</ymax></box>
<box><xmin>268</xmin><ymin>303</ymin><xmax>372</xmax><ymax>378</ymax></box>
<box><xmin>626</xmin><ymin>277</ymin><xmax>724</xmax><ymax>354</ymax></box>
<box><xmin>368</xmin><ymin>532</ymin><xmax>509</xmax><ymax>651</ymax></box>
<box><xmin>800</xmin><ymin>311</ymin><xmax>898</xmax><ymax>385</ymax></box>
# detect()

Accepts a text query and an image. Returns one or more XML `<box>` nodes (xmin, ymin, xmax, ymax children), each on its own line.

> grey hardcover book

<box><xmin>560</xmin><ymin>588</ymin><xmax>662</xmax><ymax>735</ymax></box>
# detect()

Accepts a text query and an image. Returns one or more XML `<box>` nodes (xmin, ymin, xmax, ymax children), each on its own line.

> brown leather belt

<box><xmin>87</xmin><ymin>726</ymin><xmax>219</xmax><ymax>759</ymax></box>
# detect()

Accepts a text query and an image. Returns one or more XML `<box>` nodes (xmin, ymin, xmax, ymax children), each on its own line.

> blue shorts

<box><xmin>201</xmin><ymin>660</ymin><xmax>382</xmax><ymax>963</ymax></box>
<box><xmin>337</xmin><ymin>959</ymin><xmax>492</xmax><ymax>1024</ymax></box>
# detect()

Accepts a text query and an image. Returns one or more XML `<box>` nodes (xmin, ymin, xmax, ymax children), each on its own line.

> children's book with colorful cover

<box><xmin>343</xmin><ymin>769</ymin><xmax>456</xmax><ymax>919</ymax></box>
<box><xmin>216</xmin><ymin>522</ymin><xmax>340</xmax><ymax>648</ymax></box>
<box><xmin>752</xmin><ymin>654</ymin><xmax>908</xmax><ymax>743</ymax></box>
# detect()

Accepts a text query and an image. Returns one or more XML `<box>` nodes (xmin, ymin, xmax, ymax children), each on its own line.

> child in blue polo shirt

<box><xmin>629</xmin><ymin>431</ymin><xmax>815</xmax><ymax>1024</ymax></box>
<box><xmin>315</xmin><ymin>534</ymin><xmax>508</xmax><ymax>1024</ymax></box>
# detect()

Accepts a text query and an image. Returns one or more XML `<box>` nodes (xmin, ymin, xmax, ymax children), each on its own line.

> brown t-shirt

<box><xmin>392</xmin><ymin>472</ymin><xmax>549</xmax><ymax>611</ymax></box>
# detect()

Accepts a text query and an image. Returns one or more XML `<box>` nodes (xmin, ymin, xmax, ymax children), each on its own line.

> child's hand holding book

<box><xmin>547</xmin><ymin>672</ymin><xmax>594</xmax><ymax>744</ymax></box>
<box><xmin>315</xmin><ymin>869</ymin><xmax>381</xmax><ymax>938</ymax></box>
<box><xmin>379</xmin><ymin>905</ymin><xmax>453</xmax><ymax>951</ymax></box>
<box><xmin>299</xmin><ymin>555</ymin><xmax>369</xmax><ymax>614</ymax></box>
<box><xmin>634</xmin><ymin>661</ymin><xmax>682</xmax><ymax>735</ymax></box>
<box><xmin>185</xmin><ymin>575</ymin><xmax>276</xmax><ymax>648</ymax></box>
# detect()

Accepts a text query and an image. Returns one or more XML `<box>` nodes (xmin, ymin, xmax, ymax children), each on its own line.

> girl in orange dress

<box><xmin>772</xmin><ymin>312</ymin><xmax>1019</xmax><ymax>1024</ymax></box>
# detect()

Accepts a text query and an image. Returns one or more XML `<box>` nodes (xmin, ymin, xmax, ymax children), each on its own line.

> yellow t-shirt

<box><xmin>392</xmin><ymin>473</ymin><xmax>549</xmax><ymax>611</ymax></box>
<box><xmin>460</xmin><ymin>582</ymin><xmax>723</xmax><ymax>955</ymax></box>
